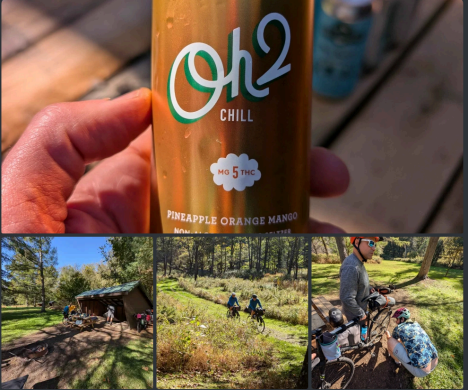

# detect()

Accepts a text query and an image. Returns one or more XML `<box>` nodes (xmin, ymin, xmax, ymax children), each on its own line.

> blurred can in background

<box><xmin>363</xmin><ymin>0</ymin><xmax>394</xmax><ymax>72</ymax></box>
<box><xmin>151</xmin><ymin>0</ymin><xmax>313</xmax><ymax>233</ymax></box>
<box><xmin>389</xmin><ymin>0</ymin><xmax>419</xmax><ymax>48</ymax></box>
<box><xmin>313</xmin><ymin>0</ymin><xmax>373</xmax><ymax>99</ymax></box>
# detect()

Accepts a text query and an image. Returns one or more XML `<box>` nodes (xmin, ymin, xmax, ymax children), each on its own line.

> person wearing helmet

<box><xmin>385</xmin><ymin>307</ymin><xmax>438</xmax><ymax>377</ymax></box>
<box><xmin>248</xmin><ymin>294</ymin><xmax>263</xmax><ymax>318</ymax></box>
<box><xmin>339</xmin><ymin>237</ymin><xmax>383</xmax><ymax>339</ymax></box>
<box><xmin>227</xmin><ymin>292</ymin><xmax>240</xmax><ymax>315</ymax></box>
<box><xmin>329</xmin><ymin>307</ymin><xmax>361</xmax><ymax>347</ymax></box>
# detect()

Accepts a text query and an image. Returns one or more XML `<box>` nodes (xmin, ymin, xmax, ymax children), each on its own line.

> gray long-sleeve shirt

<box><xmin>339</xmin><ymin>253</ymin><xmax>371</xmax><ymax>321</ymax></box>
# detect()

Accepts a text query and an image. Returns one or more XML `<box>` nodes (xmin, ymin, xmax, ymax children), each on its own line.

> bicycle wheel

<box><xmin>62</xmin><ymin>317</ymin><xmax>68</xmax><ymax>325</ymax></box>
<box><xmin>256</xmin><ymin>316</ymin><xmax>265</xmax><ymax>333</ymax></box>
<box><xmin>226</xmin><ymin>310</ymin><xmax>231</xmax><ymax>319</ymax></box>
<box><xmin>312</xmin><ymin>357</ymin><xmax>355</xmax><ymax>389</ymax></box>
<box><xmin>369</xmin><ymin>308</ymin><xmax>391</xmax><ymax>344</ymax></box>
<box><xmin>234</xmin><ymin>311</ymin><xmax>240</xmax><ymax>321</ymax></box>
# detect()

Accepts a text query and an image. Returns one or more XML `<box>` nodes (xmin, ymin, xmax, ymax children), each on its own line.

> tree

<box><xmin>56</xmin><ymin>266</ymin><xmax>91</xmax><ymax>303</ymax></box>
<box><xmin>417</xmin><ymin>237</ymin><xmax>440</xmax><ymax>280</ymax></box>
<box><xmin>443</xmin><ymin>237</ymin><xmax>464</xmax><ymax>276</ymax></box>
<box><xmin>2</xmin><ymin>237</ymin><xmax>58</xmax><ymax>312</ymax></box>
<box><xmin>335</xmin><ymin>237</ymin><xmax>347</xmax><ymax>263</ymax></box>
<box><xmin>100</xmin><ymin>237</ymin><xmax>153</xmax><ymax>297</ymax></box>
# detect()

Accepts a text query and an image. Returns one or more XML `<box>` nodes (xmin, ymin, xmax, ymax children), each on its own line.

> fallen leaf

<box><xmin>143</xmin><ymin>366</ymin><xmax>149</xmax><ymax>371</ymax></box>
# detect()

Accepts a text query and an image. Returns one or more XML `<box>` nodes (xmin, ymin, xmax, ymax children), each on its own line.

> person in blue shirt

<box><xmin>385</xmin><ymin>307</ymin><xmax>438</xmax><ymax>378</ymax></box>
<box><xmin>63</xmin><ymin>303</ymin><xmax>70</xmax><ymax>318</ymax></box>
<box><xmin>248</xmin><ymin>294</ymin><xmax>263</xmax><ymax>318</ymax></box>
<box><xmin>227</xmin><ymin>292</ymin><xmax>240</xmax><ymax>316</ymax></box>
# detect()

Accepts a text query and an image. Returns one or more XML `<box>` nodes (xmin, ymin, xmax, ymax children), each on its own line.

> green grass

<box><xmin>157</xmin><ymin>278</ymin><xmax>307</xmax><ymax>389</ymax></box>
<box><xmin>69</xmin><ymin>337</ymin><xmax>153</xmax><ymax>389</ymax></box>
<box><xmin>1</xmin><ymin>306</ymin><xmax>64</xmax><ymax>344</ymax></box>
<box><xmin>312</xmin><ymin>260</ymin><xmax>463</xmax><ymax>389</ymax></box>
<box><xmin>159</xmin><ymin>278</ymin><xmax>308</xmax><ymax>344</ymax></box>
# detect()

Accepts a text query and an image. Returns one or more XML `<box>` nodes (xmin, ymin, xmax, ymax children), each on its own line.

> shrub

<box><xmin>311</xmin><ymin>253</ymin><xmax>341</xmax><ymax>264</ymax></box>
<box><xmin>177</xmin><ymin>277</ymin><xmax>308</xmax><ymax>325</ymax></box>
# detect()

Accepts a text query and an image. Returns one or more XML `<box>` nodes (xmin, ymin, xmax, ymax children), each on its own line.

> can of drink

<box><xmin>313</xmin><ymin>0</ymin><xmax>373</xmax><ymax>98</ymax></box>
<box><xmin>152</xmin><ymin>0</ymin><xmax>313</xmax><ymax>233</ymax></box>
<box><xmin>363</xmin><ymin>0</ymin><xmax>394</xmax><ymax>73</ymax></box>
<box><xmin>388</xmin><ymin>0</ymin><xmax>419</xmax><ymax>48</ymax></box>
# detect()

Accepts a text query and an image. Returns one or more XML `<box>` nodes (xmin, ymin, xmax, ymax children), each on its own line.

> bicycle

<box><xmin>312</xmin><ymin>288</ymin><xmax>395</xmax><ymax>389</ymax></box>
<box><xmin>251</xmin><ymin>308</ymin><xmax>265</xmax><ymax>333</ymax></box>
<box><xmin>227</xmin><ymin>306</ymin><xmax>241</xmax><ymax>321</ymax></box>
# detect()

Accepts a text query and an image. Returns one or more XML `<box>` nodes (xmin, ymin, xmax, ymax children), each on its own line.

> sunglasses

<box><xmin>361</xmin><ymin>239</ymin><xmax>376</xmax><ymax>248</ymax></box>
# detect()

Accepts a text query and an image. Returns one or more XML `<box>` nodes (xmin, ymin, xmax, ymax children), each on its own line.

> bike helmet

<box><xmin>350</xmin><ymin>237</ymin><xmax>384</xmax><ymax>262</ymax></box>
<box><xmin>329</xmin><ymin>308</ymin><xmax>344</xmax><ymax>328</ymax></box>
<box><xmin>392</xmin><ymin>307</ymin><xmax>410</xmax><ymax>320</ymax></box>
<box><xmin>252</xmin><ymin>294</ymin><xmax>258</xmax><ymax>298</ymax></box>
<box><xmin>231</xmin><ymin>292</ymin><xmax>236</xmax><ymax>296</ymax></box>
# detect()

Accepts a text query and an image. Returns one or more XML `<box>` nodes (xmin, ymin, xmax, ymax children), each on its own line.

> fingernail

<box><xmin>114</xmin><ymin>88</ymin><xmax>142</xmax><ymax>101</ymax></box>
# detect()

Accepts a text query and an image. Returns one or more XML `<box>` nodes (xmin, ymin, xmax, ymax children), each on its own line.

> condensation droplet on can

<box><xmin>166</xmin><ymin>17</ymin><xmax>174</xmax><ymax>29</ymax></box>
<box><xmin>216</xmin><ymin>139</ymin><xmax>222</xmax><ymax>144</ymax></box>
<box><xmin>163</xmin><ymin>171</ymin><xmax>167</xmax><ymax>179</ymax></box>
<box><xmin>182</xmin><ymin>166</ymin><xmax>187</xmax><ymax>173</ymax></box>
<box><xmin>184</xmin><ymin>129</ymin><xmax>192</xmax><ymax>138</ymax></box>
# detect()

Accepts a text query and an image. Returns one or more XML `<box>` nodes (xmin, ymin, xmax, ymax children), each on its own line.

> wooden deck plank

<box><xmin>309</xmin><ymin>0</ymin><xmax>463</xmax><ymax>233</ymax></box>
<box><xmin>312</xmin><ymin>310</ymin><xmax>326</xmax><ymax>330</ymax></box>
<box><xmin>1</xmin><ymin>0</ymin><xmax>152</xmax><ymax>152</ymax></box>
<box><xmin>80</xmin><ymin>53</ymin><xmax>151</xmax><ymax>101</ymax></box>
<box><xmin>1</xmin><ymin>0</ymin><xmax>109</xmax><ymax>61</ymax></box>
<box><xmin>427</xmin><ymin>172</ymin><xmax>463</xmax><ymax>233</ymax></box>
<box><xmin>311</xmin><ymin>0</ymin><xmax>450</xmax><ymax>146</ymax></box>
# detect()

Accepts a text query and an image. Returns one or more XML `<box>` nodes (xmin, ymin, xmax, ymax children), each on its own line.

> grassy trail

<box><xmin>157</xmin><ymin>278</ymin><xmax>308</xmax><ymax>389</ymax></box>
<box><xmin>159</xmin><ymin>279</ymin><xmax>308</xmax><ymax>346</ymax></box>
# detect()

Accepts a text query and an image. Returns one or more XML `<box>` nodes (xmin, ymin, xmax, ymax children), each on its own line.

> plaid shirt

<box><xmin>392</xmin><ymin>320</ymin><xmax>438</xmax><ymax>368</ymax></box>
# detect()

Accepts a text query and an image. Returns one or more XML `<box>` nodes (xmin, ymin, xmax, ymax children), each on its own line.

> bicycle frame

<box><xmin>312</xmin><ymin>318</ymin><xmax>359</xmax><ymax>387</ymax></box>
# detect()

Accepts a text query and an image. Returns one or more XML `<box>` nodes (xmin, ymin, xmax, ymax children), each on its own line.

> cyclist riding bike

<box><xmin>227</xmin><ymin>292</ymin><xmax>240</xmax><ymax>316</ymax></box>
<box><xmin>248</xmin><ymin>294</ymin><xmax>263</xmax><ymax>318</ymax></box>
<box><xmin>340</xmin><ymin>237</ymin><xmax>386</xmax><ymax>340</ymax></box>
<box><xmin>385</xmin><ymin>308</ymin><xmax>439</xmax><ymax>377</ymax></box>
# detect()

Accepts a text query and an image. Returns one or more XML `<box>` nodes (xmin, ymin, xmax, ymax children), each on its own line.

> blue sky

<box><xmin>54</xmin><ymin>237</ymin><xmax>109</xmax><ymax>268</ymax></box>
<box><xmin>3</xmin><ymin>237</ymin><xmax>110</xmax><ymax>270</ymax></box>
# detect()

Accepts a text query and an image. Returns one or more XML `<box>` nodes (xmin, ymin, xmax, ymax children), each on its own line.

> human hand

<box><xmin>361</xmin><ymin>314</ymin><xmax>367</xmax><ymax>321</ymax></box>
<box><xmin>385</xmin><ymin>330</ymin><xmax>391</xmax><ymax>339</ymax></box>
<box><xmin>370</xmin><ymin>288</ymin><xmax>376</xmax><ymax>293</ymax></box>
<box><xmin>2</xmin><ymin>88</ymin><xmax>350</xmax><ymax>233</ymax></box>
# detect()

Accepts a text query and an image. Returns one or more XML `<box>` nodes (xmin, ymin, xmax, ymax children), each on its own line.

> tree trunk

<box><xmin>321</xmin><ymin>237</ymin><xmax>329</xmax><ymax>256</ymax></box>
<box><xmin>417</xmin><ymin>237</ymin><xmax>439</xmax><ymax>280</ymax></box>
<box><xmin>39</xmin><ymin>245</ymin><xmax>46</xmax><ymax>313</ymax></box>
<box><xmin>194</xmin><ymin>244</ymin><xmax>199</xmax><ymax>281</ymax></box>
<box><xmin>238</xmin><ymin>241</ymin><xmax>243</xmax><ymax>270</ymax></box>
<box><xmin>163</xmin><ymin>238</ymin><xmax>167</xmax><ymax>276</ymax></box>
<box><xmin>335</xmin><ymin>237</ymin><xmax>347</xmax><ymax>263</ymax></box>
<box><xmin>263</xmin><ymin>238</ymin><xmax>270</xmax><ymax>273</ymax></box>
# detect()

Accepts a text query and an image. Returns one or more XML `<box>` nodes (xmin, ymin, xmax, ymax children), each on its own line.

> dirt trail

<box><xmin>160</xmin><ymin>281</ymin><xmax>308</xmax><ymax>347</ymax></box>
<box><xmin>315</xmin><ymin>289</ymin><xmax>417</xmax><ymax>389</ymax></box>
<box><xmin>1</xmin><ymin>318</ymin><xmax>152</xmax><ymax>389</ymax></box>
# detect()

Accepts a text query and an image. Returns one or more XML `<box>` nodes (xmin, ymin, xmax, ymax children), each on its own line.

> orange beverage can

<box><xmin>152</xmin><ymin>0</ymin><xmax>313</xmax><ymax>233</ymax></box>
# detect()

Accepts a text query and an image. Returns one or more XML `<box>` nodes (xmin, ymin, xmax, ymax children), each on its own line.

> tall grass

<box><xmin>157</xmin><ymin>292</ymin><xmax>274</xmax><ymax>373</ymax></box>
<box><xmin>177</xmin><ymin>276</ymin><xmax>308</xmax><ymax>325</ymax></box>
